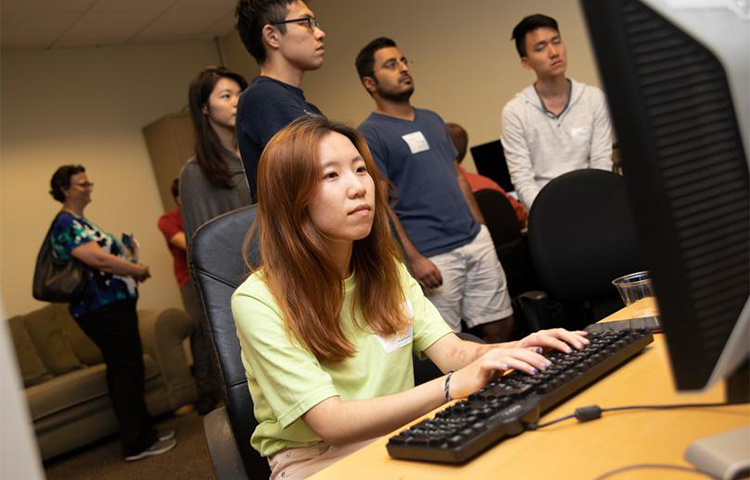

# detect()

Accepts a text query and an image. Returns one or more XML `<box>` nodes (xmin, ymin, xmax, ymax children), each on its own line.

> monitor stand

<box><xmin>684</xmin><ymin>360</ymin><xmax>749</xmax><ymax>480</ymax></box>
<box><xmin>684</xmin><ymin>426</ymin><xmax>750</xmax><ymax>480</ymax></box>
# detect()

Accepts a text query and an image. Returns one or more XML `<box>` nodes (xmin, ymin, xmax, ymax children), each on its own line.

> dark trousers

<box><xmin>76</xmin><ymin>299</ymin><xmax>158</xmax><ymax>456</ymax></box>
<box><xmin>180</xmin><ymin>282</ymin><xmax>219</xmax><ymax>398</ymax></box>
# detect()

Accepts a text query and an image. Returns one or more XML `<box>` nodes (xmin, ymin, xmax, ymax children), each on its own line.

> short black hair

<box><xmin>50</xmin><ymin>165</ymin><xmax>86</xmax><ymax>203</ymax></box>
<box><xmin>236</xmin><ymin>0</ymin><xmax>294</xmax><ymax>65</ymax></box>
<box><xmin>446</xmin><ymin>123</ymin><xmax>468</xmax><ymax>163</ymax></box>
<box><xmin>511</xmin><ymin>14</ymin><xmax>560</xmax><ymax>58</ymax></box>
<box><xmin>355</xmin><ymin>37</ymin><xmax>397</xmax><ymax>80</ymax></box>
<box><xmin>171</xmin><ymin>178</ymin><xmax>180</xmax><ymax>200</ymax></box>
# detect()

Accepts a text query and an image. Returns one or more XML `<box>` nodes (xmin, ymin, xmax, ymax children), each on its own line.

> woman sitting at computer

<box><xmin>231</xmin><ymin>116</ymin><xmax>589</xmax><ymax>480</ymax></box>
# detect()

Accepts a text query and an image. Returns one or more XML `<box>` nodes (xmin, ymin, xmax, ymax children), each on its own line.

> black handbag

<box><xmin>32</xmin><ymin>221</ymin><xmax>89</xmax><ymax>303</ymax></box>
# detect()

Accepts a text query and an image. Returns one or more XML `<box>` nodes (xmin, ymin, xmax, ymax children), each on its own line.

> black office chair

<box><xmin>474</xmin><ymin>188</ymin><xmax>537</xmax><ymax>299</ymax></box>
<box><xmin>190</xmin><ymin>205</ymin><xmax>265</xmax><ymax>480</ymax></box>
<box><xmin>190</xmin><ymin>205</ymin><xmax>481</xmax><ymax>480</ymax></box>
<box><xmin>519</xmin><ymin>169</ymin><xmax>646</xmax><ymax>330</ymax></box>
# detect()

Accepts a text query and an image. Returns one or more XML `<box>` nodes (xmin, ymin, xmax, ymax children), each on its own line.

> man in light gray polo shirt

<box><xmin>501</xmin><ymin>14</ymin><xmax>613</xmax><ymax>209</ymax></box>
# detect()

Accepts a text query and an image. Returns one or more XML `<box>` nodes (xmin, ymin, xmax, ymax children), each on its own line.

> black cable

<box><xmin>526</xmin><ymin>401</ymin><xmax>740</xmax><ymax>430</ymax></box>
<box><xmin>590</xmin><ymin>463</ymin><xmax>718</xmax><ymax>480</ymax></box>
<box><xmin>527</xmin><ymin>413</ymin><xmax>576</xmax><ymax>429</ymax></box>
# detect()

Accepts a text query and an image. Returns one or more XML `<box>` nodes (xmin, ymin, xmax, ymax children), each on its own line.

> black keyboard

<box><xmin>585</xmin><ymin>316</ymin><xmax>661</xmax><ymax>334</ymax></box>
<box><xmin>387</xmin><ymin>329</ymin><xmax>654</xmax><ymax>463</ymax></box>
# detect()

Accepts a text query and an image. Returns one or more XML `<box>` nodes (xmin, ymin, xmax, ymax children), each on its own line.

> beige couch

<box><xmin>6</xmin><ymin>303</ymin><xmax>198</xmax><ymax>461</ymax></box>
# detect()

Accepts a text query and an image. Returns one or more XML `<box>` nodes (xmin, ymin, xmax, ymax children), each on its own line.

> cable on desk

<box><xmin>525</xmin><ymin>401</ymin><xmax>741</xmax><ymax>430</ymax></box>
<box><xmin>590</xmin><ymin>463</ymin><xmax>718</xmax><ymax>480</ymax></box>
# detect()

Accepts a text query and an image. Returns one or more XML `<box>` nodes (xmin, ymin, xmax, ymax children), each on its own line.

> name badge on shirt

<box><xmin>401</xmin><ymin>131</ymin><xmax>430</xmax><ymax>154</ymax></box>
<box><xmin>570</xmin><ymin>126</ymin><xmax>589</xmax><ymax>138</ymax></box>
<box><xmin>373</xmin><ymin>301</ymin><xmax>414</xmax><ymax>353</ymax></box>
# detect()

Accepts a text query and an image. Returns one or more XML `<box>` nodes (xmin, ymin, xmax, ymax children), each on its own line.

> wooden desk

<box><xmin>310</xmin><ymin>303</ymin><xmax>749</xmax><ymax>480</ymax></box>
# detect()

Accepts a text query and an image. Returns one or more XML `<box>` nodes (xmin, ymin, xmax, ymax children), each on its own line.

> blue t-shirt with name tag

<box><xmin>359</xmin><ymin>108</ymin><xmax>479</xmax><ymax>257</ymax></box>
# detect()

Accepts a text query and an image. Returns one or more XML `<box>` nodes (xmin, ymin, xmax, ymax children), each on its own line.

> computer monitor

<box><xmin>470</xmin><ymin>140</ymin><xmax>516</xmax><ymax>193</ymax></box>
<box><xmin>580</xmin><ymin>0</ymin><xmax>749</xmax><ymax>402</ymax></box>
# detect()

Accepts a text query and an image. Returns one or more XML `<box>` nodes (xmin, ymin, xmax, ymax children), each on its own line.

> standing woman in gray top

<box><xmin>180</xmin><ymin>66</ymin><xmax>251</xmax><ymax>245</ymax></box>
<box><xmin>179</xmin><ymin>67</ymin><xmax>251</xmax><ymax>414</ymax></box>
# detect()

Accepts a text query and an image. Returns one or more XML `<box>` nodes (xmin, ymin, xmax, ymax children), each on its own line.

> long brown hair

<box><xmin>188</xmin><ymin>66</ymin><xmax>248</xmax><ymax>188</ymax></box>
<box><xmin>244</xmin><ymin>116</ymin><xmax>408</xmax><ymax>363</ymax></box>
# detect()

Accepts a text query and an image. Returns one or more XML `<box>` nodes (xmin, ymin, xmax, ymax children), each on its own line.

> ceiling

<box><xmin>0</xmin><ymin>0</ymin><xmax>239</xmax><ymax>50</ymax></box>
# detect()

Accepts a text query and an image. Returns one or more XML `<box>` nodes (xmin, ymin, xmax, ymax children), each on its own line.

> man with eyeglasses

<box><xmin>501</xmin><ymin>14</ymin><xmax>613</xmax><ymax>209</ymax></box>
<box><xmin>356</xmin><ymin>37</ymin><xmax>517</xmax><ymax>344</ymax></box>
<box><xmin>234</xmin><ymin>0</ymin><xmax>326</xmax><ymax>201</ymax></box>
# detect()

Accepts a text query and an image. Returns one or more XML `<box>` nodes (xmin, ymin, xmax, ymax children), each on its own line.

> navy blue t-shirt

<box><xmin>236</xmin><ymin>76</ymin><xmax>323</xmax><ymax>202</ymax></box>
<box><xmin>358</xmin><ymin>109</ymin><xmax>479</xmax><ymax>257</ymax></box>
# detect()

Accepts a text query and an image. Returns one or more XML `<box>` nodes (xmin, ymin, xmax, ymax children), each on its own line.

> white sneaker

<box><xmin>158</xmin><ymin>429</ymin><xmax>175</xmax><ymax>442</ymax></box>
<box><xmin>124</xmin><ymin>438</ymin><xmax>177</xmax><ymax>462</ymax></box>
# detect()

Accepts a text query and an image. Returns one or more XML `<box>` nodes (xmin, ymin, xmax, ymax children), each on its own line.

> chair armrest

<box><xmin>516</xmin><ymin>290</ymin><xmax>551</xmax><ymax>332</ymax></box>
<box><xmin>138</xmin><ymin>308</ymin><xmax>198</xmax><ymax>410</ymax></box>
<box><xmin>203</xmin><ymin>407</ymin><xmax>250</xmax><ymax>480</ymax></box>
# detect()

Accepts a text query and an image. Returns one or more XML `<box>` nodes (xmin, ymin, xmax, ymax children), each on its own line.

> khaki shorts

<box><xmin>268</xmin><ymin>439</ymin><xmax>374</xmax><ymax>480</ymax></box>
<box><xmin>427</xmin><ymin>225</ymin><xmax>514</xmax><ymax>330</ymax></box>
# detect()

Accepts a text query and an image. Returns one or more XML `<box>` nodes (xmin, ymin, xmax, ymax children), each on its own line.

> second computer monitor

<box><xmin>581</xmin><ymin>0</ymin><xmax>749</xmax><ymax>400</ymax></box>
<box><xmin>470</xmin><ymin>140</ymin><xmax>515</xmax><ymax>194</ymax></box>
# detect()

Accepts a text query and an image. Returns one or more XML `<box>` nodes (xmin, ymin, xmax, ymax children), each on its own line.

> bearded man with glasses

<box><xmin>235</xmin><ymin>0</ymin><xmax>326</xmax><ymax>201</ymax></box>
<box><xmin>356</xmin><ymin>37</ymin><xmax>517</xmax><ymax>344</ymax></box>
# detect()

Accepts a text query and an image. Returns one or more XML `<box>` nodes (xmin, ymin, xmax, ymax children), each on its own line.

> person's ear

<box><xmin>262</xmin><ymin>24</ymin><xmax>281</xmax><ymax>50</ymax></box>
<box><xmin>521</xmin><ymin>56</ymin><xmax>531</xmax><ymax>70</ymax></box>
<box><xmin>202</xmin><ymin>104</ymin><xmax>210</xmax><ymax>115</ymax></box>
<box><xmin>362</xmin><ymin>76</ymin><xmax>377</xmax><ymax>95</ymax></box>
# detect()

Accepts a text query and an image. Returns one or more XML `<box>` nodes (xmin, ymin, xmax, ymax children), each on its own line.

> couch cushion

<box><xmin>26</xmin><ymin>353</ymin><xmax>160</xmax><ymax>422</ymax></box>
<box><xmin>55</xmin><ymin>305</ymin><xmax>103</xmax><ymax>366</ymax></box>
<box><xmin>23</xmin><ymin>304</ymin><xmax>84</xmax><ymax>375</ymax></box>
<box><xmin>6</xmin><ymin>316</ymin><xmax>53</xmax><ymax>387</ymax></box>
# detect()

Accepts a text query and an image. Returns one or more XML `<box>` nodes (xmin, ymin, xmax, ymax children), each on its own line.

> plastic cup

<box><xmin>612</xmin><ymin>271</ymin><xmax>659</xmax><ymax>318</ymax></box>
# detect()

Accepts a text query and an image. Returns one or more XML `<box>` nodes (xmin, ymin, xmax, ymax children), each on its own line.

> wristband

<box><xmin>444</xmin><ymin>370</ymin><xmax>455</xmax><ymax>402</ymax></box>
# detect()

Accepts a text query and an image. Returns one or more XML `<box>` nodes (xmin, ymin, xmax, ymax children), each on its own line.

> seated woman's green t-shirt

<box><xmin>231</xmin><ymin>262</ymin><xmax>453</xmax><ymax>457</ymax></box>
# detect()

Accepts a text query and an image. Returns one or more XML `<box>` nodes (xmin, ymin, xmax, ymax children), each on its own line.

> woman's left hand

<box><xmin>517</xmin><ymin>328</ymin><xmax>590</xmax><ymax>354</ymax></box>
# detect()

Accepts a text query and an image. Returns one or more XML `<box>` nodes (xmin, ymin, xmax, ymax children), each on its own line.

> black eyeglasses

<box><xmin>269</xmin><ymin>16</ymin><xmax>322</xmax><ymax>32</ymax></box>
<box><xmin>71</xmin><ymin>182</ymin><xmax>94</xmax><ymax>189</ymax></box>
<box><xmin>375</xmin><ymin>57</ymin><xmax>411</xmax><ymax>72</ymax></box>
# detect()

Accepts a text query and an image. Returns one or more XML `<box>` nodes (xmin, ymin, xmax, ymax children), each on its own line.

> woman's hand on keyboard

<box><xmin>449</xmin><ymin>347</ymin><xmax>551</xmax><ymax>399</ymax></box>
<box><xmin>516</xmin><ymin>328</ymin><xmax>590</xmax><ymax>354</ymax></box>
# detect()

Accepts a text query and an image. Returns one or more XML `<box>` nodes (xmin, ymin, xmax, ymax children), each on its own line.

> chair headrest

<box><xmin>528</xmin><ymin>169</ymin><xmax>645</xmax><ymax>301</ymax></box>
<box><xmin>190</xmin><ymin>205</ymin><xmax>260</xmax><ymax>288</ymax></box>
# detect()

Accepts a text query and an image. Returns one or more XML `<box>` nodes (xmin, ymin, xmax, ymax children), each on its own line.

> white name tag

<box><xmin>373</xmin><ymin>301</ymin><xmax>414</xmax><ymax>353</ymax></box>
<box><xmin>570</xmin><ymin>126</ymin><xmax>589</xmax><ymax>137</ymax></box>
<box><xmin>401</xmin><ymin>131</ymin><xmax>430</xmax><ymax>154</ymax></box>
<box><xmin>374</xmin><ymin>325</ymin><xmax>413</xmax><ymax>354</ymax></box>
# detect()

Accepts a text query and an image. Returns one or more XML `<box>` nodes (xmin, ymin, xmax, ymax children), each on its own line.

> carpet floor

<box><xmin>44</xmin><ymin>411</ymin><xmax>216</xmax><ymax>480</ymax></box>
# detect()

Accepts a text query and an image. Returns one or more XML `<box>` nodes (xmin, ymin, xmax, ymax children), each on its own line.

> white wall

<box><xmin>219</xmin><ymin>30</ymin><xmax>262</xmax><ymax>84</ymax></box>
<box><xmin>222</xmin><ymin>0</ymin><xmax>602</xmax><ymax>174</ymax></box>
<box><xmin>0</xmin><ymin>41</ymin><xmax>221</xmax><ymax>318</ymax></box>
